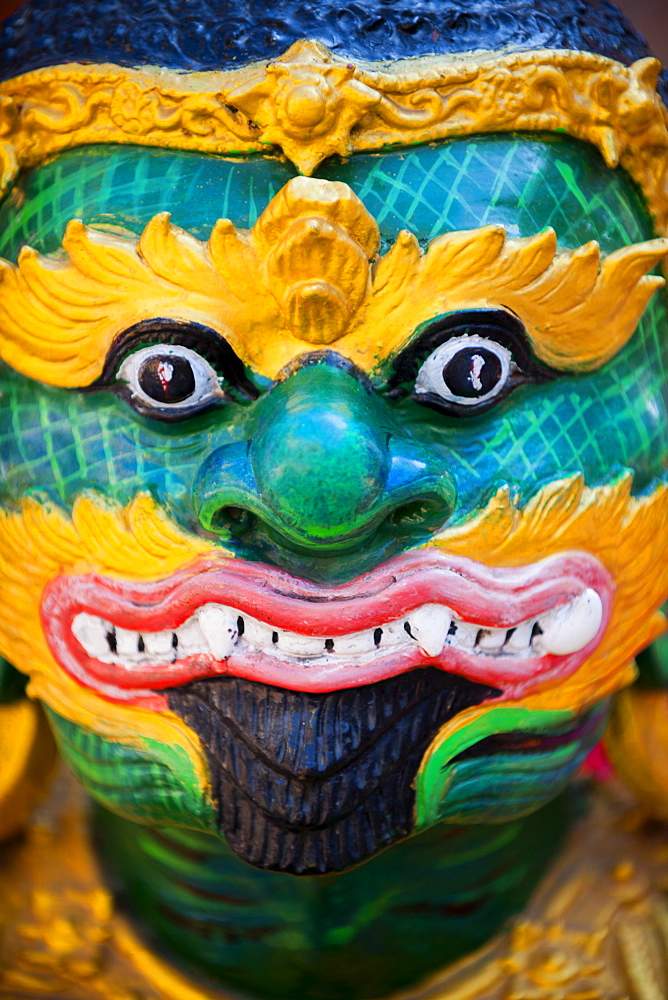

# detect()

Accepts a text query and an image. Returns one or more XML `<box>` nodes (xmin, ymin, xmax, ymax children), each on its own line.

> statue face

<box><xmin>0</xmin><ymin>134</ymin><xmax>666</xmax><ymax>873</ymax></box>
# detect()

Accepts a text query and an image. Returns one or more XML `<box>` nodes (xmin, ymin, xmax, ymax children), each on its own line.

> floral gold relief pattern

<box><xmin>0</xmin><ymin>43</ymin><xmax>667</xmax><ymax>235</ymax></box>
<box><xmin>227</xmin><ymin>40</ymin><xmax>382</xmax><ymax>175</ymax></box>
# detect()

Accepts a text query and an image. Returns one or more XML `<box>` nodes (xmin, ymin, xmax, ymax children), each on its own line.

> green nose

<box><xmin>194</xmin><ymin>360</ymin><xmax>456</xmax><ymax>553</ymax></box>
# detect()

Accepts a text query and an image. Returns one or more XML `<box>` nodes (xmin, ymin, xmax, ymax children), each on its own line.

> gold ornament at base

<box><xmin>0</xmin><ymin>699</ymin><xmax>56</xmax><ymax>844</ymax></box>
<box><xmin>2</xmin><ymin>766</ymin><xmax>668</xmax><ymax>1000</ymax></box>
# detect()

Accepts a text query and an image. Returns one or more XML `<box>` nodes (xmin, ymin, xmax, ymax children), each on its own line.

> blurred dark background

<box><xmin>615</xmin><ymin>0</ymin><xmax>667</xmax><ymax>64</ymax></box>
<box><xmin>0</xmin><ymin>0</ymin><xmax>664</xmax><ymax>67</ymax></box>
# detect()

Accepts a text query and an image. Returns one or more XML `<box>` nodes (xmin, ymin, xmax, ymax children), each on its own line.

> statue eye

<box><xmin>86</xmin><ymin>319</ymin><xmax>258</xmax><ymax>421</ymax></box>
<box><xmin>137</xmin><ymin>353</ymin><xmax>197</xmax><ymax>403</ymax></box>
<box><xmin>117</xmin><ymin>344</ymin><xmax>222</xmax><ymax>415</ymax></box>
<box><xmin>415</xmin><ymin>335</ymin><xmax>512</xmax><ymax>407</ymax></box>
<box><xmin>386</xmin><ymin>310</ymin><xmax>558</xmax><ymax>417</ymax></box>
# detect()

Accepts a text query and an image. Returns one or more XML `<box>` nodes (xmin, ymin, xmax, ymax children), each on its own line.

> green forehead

<box><xmin>0</xmin><ymin>134</ymin><xmax>656</xmax><ymax>263</ymax></box>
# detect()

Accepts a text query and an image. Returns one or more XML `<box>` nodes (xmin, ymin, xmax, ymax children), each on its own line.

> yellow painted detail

<box><xmin>114</xmin><ymin>919</ymin><xmax>237</xmax><ymax>1000</ymax></box>
<box><xmin>421</xmin><ymin>472</ymin><xmax>668</xmax><ymax>773</ymax></box>
<box><xmin>348</xmin><ymin>225</ymin><xmax>667</xmax><ymax>374</ymax></box>
<box><xmin>434</xmin><ymin>474</ymin><xmax>668</xmax><ymax>713</ymax></box>
<box><xmin>29</xmin><ymin>673</ymin><xmax>212</xmax><ymax>801</ymax></box>
<box><xmin>251</xmin><ymin>176</ymin><xmax>379</xmax><ymax>346</ymax></box>
<box><xmin>0</xmin><ymin>44</ymin><xmax>667</xmax><ymax>236</ymax></box>
<box><xmin>0</xmin><ymin>178</ymin><xmax>664</xmax><ymax>384</ymax></box>
<box><xmin>0</xmin><ymin>493</ymin><xmax>215</xmax><ymax>784</ymax></box>
<box><xmin>0</xmin><ymin>699</ymin><xmax>56</xmax><ymax>842</ymax></box>
<box><xmin>606</xmin><ymin>689</ymin><xmax>668</xmax><ymax>821</ymax></box>
<box><xmin>0</xmin><ymin>475</ymin><xmax>664</xmax><ymax>774</ymax></box>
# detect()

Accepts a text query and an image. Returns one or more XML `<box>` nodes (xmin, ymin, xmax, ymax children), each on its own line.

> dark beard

<box><xmin>167</xmin><ymin>668</ymin><xmax>498</xmax><ymax>875</ymax></box>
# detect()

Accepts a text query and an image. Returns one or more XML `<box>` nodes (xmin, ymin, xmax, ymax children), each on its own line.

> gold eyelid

<box><xmin>0</xmin><ymin>178</ymin><xmax>664</xmax><ymax>386</ymax></box>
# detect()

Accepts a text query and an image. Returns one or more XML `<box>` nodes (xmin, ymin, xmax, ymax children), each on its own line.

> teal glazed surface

<box><xmin>0</xmin><ymin>135</ymin><xmax>655</xmax><ymax>260</ymax></box>
<box><xmin>194</xmin><ymin>360</ymin><xmax>457</xmax><ymax>554</ymax></box>
<box><xmin>94</xmin><ymin>790</ymin><xmax>572</xmax><ymax>1000</ymax></box>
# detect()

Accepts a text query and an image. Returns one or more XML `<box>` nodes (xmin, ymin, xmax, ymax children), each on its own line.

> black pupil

<box><xmin>138</xmin><ymin>354</ymin><xmax>197</xmax><ymax>404</ymax></box>
<box><xmin>442</xmin><ymin>346</ymin><xmax>503</xmax><ymax>399</ymax></box>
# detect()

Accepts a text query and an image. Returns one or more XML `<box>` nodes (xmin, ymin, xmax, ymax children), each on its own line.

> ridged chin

<box><xmin>167</xmin><ymin>668</ymin><xmax>499</xmax><ymax>874</ymax></box>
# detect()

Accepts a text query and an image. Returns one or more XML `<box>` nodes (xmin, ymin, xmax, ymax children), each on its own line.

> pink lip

<box><xmin>41</xmin><ymin>550</ymin><xmax>612</xmax><ymax>708</ymax></box>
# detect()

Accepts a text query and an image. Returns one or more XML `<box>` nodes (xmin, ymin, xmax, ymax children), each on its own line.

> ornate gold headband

<box><xmin>0</xmin><ymin>40</ymin><xmax>667</xmax><ymax>233</ymax></box>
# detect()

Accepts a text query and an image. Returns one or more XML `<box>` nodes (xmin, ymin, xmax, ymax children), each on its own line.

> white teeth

<box><xmin>331</xmin><ymin>629</ymin><xmax>377</xmax><ymax>656</ymax></box>
<box><xmin>143</xmin><ymin>629</ymin><xmax>175</xmax><ymax>658</ymax></box>
<box><xmin>382</xmin><ymin>620</ymin><xmax>413</xmax><ymax>647</ymax></box>
<box><xmin>274</xmin><ymin>630</ymin><xmax>331</xmax><ymax>657</ymax></box>
<box><xmin>503</xmin><ymin>621</ymin><xmax>534</xmax><ymax>653</ymax></box>
<box><xmin>448</xmin><ymin>619</ymin><xmax>477</xmax><ymax>650</ymax></box>
<box><xmin>537</xmin><ymin>588</ymin><xmax>603</xmax><ymax>656</ymax></box>
<box><xmin>476</xmin><ymin>628</ymin><xmax>506</xmax><ymax>652</ymax></box>
<box><xmin>176</xmin><ymin>617</ymin><xmax>207</xmax><ymax>657</ymax></box>
<box><xmin>243</xmin><ymin>618</ymin><xmax>275</xmax><ymax>650</ymax></box>
<box><xmin>72</xmin><ymin>613</ymin><xmax>111</xmax><ymax>659</ymax></box>
<box><xmin>71</xmin><ymin>588</ymin><xmax>605</xmax><ymax>670</ymax></box>
<box><xmin>195</xmin><ymin>604</ymin><xmax>238</xmax><ymax>660</ymax></box>
<box><xmin>408</xmin><ymin>604</ymin><xmax>451</xmax><ymax>657</ymax></box>
<box><xmin>115</xmin><ymin>626</ymin><xmax>139</xmax><ymax>658</ymax></box>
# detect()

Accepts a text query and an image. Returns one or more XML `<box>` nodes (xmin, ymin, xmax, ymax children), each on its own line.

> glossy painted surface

<box><xmin>2</xmin><ymin>0</ymin><xmax>665</xmax><ymax>105</ymax></box>
<box><xmin>0</xmin><ymin>138</ymin><xmax>664</xmax><ymax>542</ymax></box>
<box><xmin>0</xmin><ymin>123</ymin><xmax>666</xmax><ymax>995</ymax></box>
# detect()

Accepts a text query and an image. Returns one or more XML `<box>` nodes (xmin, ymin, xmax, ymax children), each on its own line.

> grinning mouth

<box><xmin>42</xmin><ymin>549</ymin><xmax>612</xmax><ymax>707</ymax></box>
<box><xmin>73</xmin><ymin>587</ymin><xmax>602</xmax><ymax>666</ymax></box>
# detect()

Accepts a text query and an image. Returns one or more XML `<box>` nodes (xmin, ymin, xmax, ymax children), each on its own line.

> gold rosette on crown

<box><xmin>227</xmin><ymin>41</ymin><xmax>381</xmax><ymax>175</ymax></box>
<box><xmin>253</xmin><ymin>177</ymin><xmax>380</xmax><ymax>345</ymax></box>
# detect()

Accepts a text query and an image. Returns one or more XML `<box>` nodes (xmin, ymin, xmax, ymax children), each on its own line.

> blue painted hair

<box><xmin>1</xmin><ymin>0</ymin><xmax>666</xmax><ymax>104</ymax></box>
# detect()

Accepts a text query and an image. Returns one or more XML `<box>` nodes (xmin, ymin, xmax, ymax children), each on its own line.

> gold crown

<box><xmin>0</xmin><ymin>40</ymin><xmax>667</xmax><ymax>233</ymax></box>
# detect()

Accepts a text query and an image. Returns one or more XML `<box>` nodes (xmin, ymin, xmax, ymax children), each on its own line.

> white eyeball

<box><xmin>415</xmin><ymin>334</ymin><xmax>513</xmax><ymax>407</ymax></box>
<box><xmin>117</xmin><ymin>344</ymin><xmax>224</xmax><ymax>414</ymax></box>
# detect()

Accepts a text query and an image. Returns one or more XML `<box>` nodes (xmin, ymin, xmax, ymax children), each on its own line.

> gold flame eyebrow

<box><xmin>347</xmin><ymin>224</ymin><xmax>668</xmax><ymax>373</ymax></box>
<box><xmin>0</xmin><ymin>177</ymin><xmax>665</xmax><ymax>386</ymax></box>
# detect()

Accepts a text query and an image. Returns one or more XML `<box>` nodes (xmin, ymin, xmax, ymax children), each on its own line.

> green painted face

<box><xmin>0</xmin><ymin>137</ymin><xmax>664</xmax><ymax>531</ymax></box>
<box><xmin>0</xmin><ymin>134</ymin><xmax>666</xmax><ymax>879</ymax></box>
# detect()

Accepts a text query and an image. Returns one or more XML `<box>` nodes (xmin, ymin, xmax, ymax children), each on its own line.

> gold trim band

<box><xmin>0</xmin><ymin>42</ymin><xmax>667</xmax><ymax>233</ymax></box>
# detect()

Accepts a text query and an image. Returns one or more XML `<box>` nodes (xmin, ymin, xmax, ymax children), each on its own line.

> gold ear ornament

<box><xmin>0</xmin><ymin>41</ymin><xmax>666</xmax><ymax>236</ymax></box>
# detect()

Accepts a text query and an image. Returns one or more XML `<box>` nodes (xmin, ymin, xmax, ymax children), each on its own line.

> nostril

<box><xmin>210</xmin><ymin>506</ymin><xmax>255</xmax><ymax>537</ymax></box>
<box><xmin>391</xmin><ymin>496</ymin><xmax>452</xmax><ymax>532</ymax></box>
<box><xmin>384</xmin><ymin>441</ymin><xmax>457</xmax><ymax>537</ymax></box>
